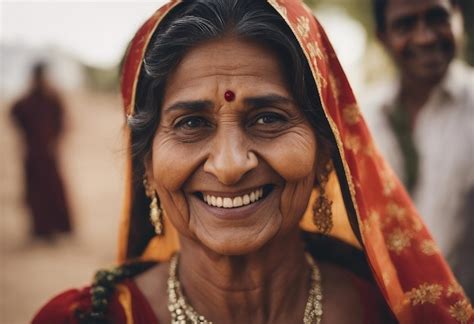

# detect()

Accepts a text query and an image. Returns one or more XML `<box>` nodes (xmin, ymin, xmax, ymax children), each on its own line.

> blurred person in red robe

<box><xmin>11</xmin><ymin>62</ymin><xmax>72</xmax><ymax>240</ymax></box>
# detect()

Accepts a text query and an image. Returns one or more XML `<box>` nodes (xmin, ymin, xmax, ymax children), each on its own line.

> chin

<box><xmin>404</xmin><ymin>60</ymin><xmax>449</xmax><ymax>83</ymax></box>
<box><xmin>194</xmin><ymin>226</ymin><xmax>280</xmax><ymax>256</ymax></box>
<box><xmin>417</xmin><ymin>65</ymin><xmax>449</xmax><ymax>83</ymax></box>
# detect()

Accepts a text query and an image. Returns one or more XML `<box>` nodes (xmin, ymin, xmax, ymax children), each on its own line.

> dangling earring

<box><xmin>313</xmin><ymin>162</ymin><xmax>333</xmax><ymax>234</ymax></box>
<box><xmin>143</xmin><ymin>176</ymin><xmax>164</xmax><ymax>236</ymax></box>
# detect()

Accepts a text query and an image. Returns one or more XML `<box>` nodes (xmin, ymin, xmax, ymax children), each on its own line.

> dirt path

<box><xmin>1</xmin><ymin>90</ymin><xmax>126</xmax><ymax>323</ymax></box>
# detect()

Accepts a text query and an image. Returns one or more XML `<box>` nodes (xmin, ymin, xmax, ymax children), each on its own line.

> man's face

<box><xmin>379</xmin><ymin>0</ymin><xmax>458</xmax><ymax>83</ymax></box>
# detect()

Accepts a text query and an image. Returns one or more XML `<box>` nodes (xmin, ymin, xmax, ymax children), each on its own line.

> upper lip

<box><xmin>193</xmin><ymin>185</ymin><xmax>269</xmax><ymax>197</ymax></box>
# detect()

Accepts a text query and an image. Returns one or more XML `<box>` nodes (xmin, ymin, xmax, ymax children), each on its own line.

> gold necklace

<box><xmin>167</xmin><ymin>253</ymin><xmax>323</xmax><ymax>324</ymax></box>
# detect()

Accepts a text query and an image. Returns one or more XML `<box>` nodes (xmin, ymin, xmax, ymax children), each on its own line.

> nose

<box><xmin>413</xmin><ymin>21</ymin><xmax>437</xmax><ymax>45</ymax></box>
<box><xmin>203</xmin><ymin>129</ymin><xmax>258</xmax><ymax>185</ymax></box>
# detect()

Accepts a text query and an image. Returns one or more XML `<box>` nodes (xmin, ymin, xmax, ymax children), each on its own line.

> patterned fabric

<box><xmin>117</xmin><ymin>1</ymin><xmax>473</xmax><ymax>323</ymax></box>
<box><xmin>32</xmin><ymin>280</ymin><xmax>158</xmax><ymax>324</ymax></box>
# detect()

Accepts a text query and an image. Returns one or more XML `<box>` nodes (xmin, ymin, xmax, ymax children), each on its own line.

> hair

<box><xmin>128</xmin><ymin>0</ymin><xmax>335</xmax><ymax>184</ymax></box>
<box><xmin>373</xmin><ymin>0</ymin><xmax>459</xmax><ymax>32</ymax></box>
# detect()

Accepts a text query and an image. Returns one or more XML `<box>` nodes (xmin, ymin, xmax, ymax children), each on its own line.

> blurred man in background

<box><xmin>10</xmin><ymin>62</ymin><xmax>72</xmax><ymax>241</ymax></box>
<box><xmin>364</xmin><ymin>0</ymin><xmax>473</xmax><ymax>299</ymax></box>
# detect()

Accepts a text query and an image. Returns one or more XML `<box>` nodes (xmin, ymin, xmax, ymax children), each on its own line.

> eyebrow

<box><xmin>163</xmin><ymin>94</ymin><xmax>294</xmax><ymax>113</ymax></box>
<box><xmin>244</xmin><ymin>94</ymin><xmax>294</xmax><ymax>109</ymax></box>
<box><xmin>163</xmin><ymin>100</ymin><xmax>214</xmax><ymax>112</ymax></box>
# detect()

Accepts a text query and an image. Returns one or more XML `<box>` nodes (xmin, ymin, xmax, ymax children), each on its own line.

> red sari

<box><xmin>32</xmin><ymin>279</ymin><xmax>157</xmax><ymax>324</ymax></box>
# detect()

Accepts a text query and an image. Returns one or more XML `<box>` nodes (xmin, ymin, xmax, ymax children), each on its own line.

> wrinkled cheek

<box><xmin>259</xmin><ymin>136</ymin><xmax>317</xmax><ymax>226</ymax></box>
<box><xmin>150</xmin><ymin>138</ymin><xmax>197</xmax><ymax>230</ymax></box>
<box><xmin>278</xmin><ymin>173</ymin><xmax>316</xmax><ymax>228</ymax></box>
<box><xmin>152</xmin><ymin>144</ymin><xmax>191</xmax><ymax>191</ymax></box>
<box><xmin>264</xmin><ymin>137</ymin><xmax>317</xmax><ymax>182</ymax></box>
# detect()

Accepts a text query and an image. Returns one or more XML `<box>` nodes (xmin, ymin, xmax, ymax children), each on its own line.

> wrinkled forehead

<box><xmin>163</xmin><ymin>38</ymin><xmax>291</xmax><ymax>105</ymax></box>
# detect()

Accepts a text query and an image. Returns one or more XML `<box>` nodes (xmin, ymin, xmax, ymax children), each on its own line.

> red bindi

<box><xmin>224</xmin><ymin>90</ymin><xmax>235</xmax><ymax>102</ymax></box>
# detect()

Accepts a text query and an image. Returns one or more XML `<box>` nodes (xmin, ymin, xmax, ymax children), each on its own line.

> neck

<box><xmin>399</xmin><ymin>75</ymin><xmax>441</xmax><ymax>125</ymax></box>
<box><xmin>177</xmin><ymin>230</ymin><xmax>310</xmax><ymax>323</ymax></box>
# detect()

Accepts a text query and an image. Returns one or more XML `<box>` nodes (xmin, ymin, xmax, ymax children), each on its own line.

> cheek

<box><xmin>392</xmin><ymin>39</ymin><xmax>408</xmax><ymax>57</ymax></box>
<box><xmin>150</xmin><ymin>130</ymin><xmax>206</xmax><ymax>232</ymax></box>
<box><xmin>439</xmin><ymin>28</ymin><xmax>456</xmax><ymax>47</ymax></box>
<box><xmin>151</xmin><ymin>131</ymin><xmax>204</xmax><ymax>191</ymax></box>
<box><xmin>256</xmin><ymin>126</ymin><xmax>317</xmax><ymax>225</ymax></box>
<box><xmin>259</xmin><ymin>126</ymin><xmax>317</xmax><ymax>181</ymax></box>
<box><xmin>385</xmin><ymin>34</ymin><xmax>408</xmax><ymax>58</ymax></box>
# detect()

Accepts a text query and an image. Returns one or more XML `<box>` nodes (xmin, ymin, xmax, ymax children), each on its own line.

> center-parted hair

<box><xmin>128</xmin><ymin>0</ymin><xmax>335</xmax><ymax>186</ymax></box>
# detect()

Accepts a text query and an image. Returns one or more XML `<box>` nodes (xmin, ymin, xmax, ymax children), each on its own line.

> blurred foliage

<box><xmin>304</xmin><ymin>0</ymin><xmax>474</xmax><ymax>65</ymax></box>
<box><xmin>460</xmin><ymin>0</ymin><xmax>474</xmax><ymax>65</ymax></box>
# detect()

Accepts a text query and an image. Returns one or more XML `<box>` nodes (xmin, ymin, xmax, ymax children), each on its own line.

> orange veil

<box><xmin>118</xmin><ymin>1</ymin><xmax>473</xmax><ymax>322</ymax></box>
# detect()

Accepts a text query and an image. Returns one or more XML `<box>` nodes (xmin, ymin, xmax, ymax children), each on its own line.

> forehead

<box><xmin>164</xmin><ymin>38</ymin><xmax>289</xmax><ymax>101</ymax></box>
<box><xmin>386</xmin><ymin>0</ymin><xmax>452</xmax><ymax>19</ymax></box>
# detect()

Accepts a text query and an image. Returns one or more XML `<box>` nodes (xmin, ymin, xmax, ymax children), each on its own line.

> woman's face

<box><xmin>148</xmin><ymin>38</ymin><xmax>318</xmax><ymax>255</ymax></box>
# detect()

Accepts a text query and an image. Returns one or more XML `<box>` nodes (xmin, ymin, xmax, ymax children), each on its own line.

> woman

<box><xmin>33</xmin><ymin>0</ymin><xmax>473</xmax><ymax>323</ymax></box>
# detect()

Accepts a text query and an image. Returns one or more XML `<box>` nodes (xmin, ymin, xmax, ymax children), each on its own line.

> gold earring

<box><xmin>313</xmin><ymin>162</ymin><xmax>333</xmax><ymax>234</ymax></box>
<box><xmin>143</xmin><ymin>176</ymin><xmax>164</xmax><ymax>236</ymax></box>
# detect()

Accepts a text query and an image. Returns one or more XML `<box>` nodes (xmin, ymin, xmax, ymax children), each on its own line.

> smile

<box><xmin>199</xmin><ymin>186</ymin><xmax>273</xmax><ymax>209</ymax></box>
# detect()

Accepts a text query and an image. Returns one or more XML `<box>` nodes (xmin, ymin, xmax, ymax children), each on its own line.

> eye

<box><xmin>426</xmin><ymin>8</ymin><xmax>450</xmax><ymax>26</ymax></box>
<box><xmin>175</xmin><ymin>116</ymin><xmax>210</xmax><ymax>130</ymax></box>
<box><xmin>392</xmin><ymin>16</ymin><xmax>416</xmax><ymax>34</ymax></box>
<box><xmin>255</xmin><ymin>112</ymin><xmax>286</xmax><ymax>125</ymax></box>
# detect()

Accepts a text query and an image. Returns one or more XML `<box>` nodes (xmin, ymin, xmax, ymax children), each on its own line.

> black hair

<box><xmin>125</xmin><ymin>0</ymin><xmax>338</xmax><ymax>256</ymax></box>
<box><xmin>373</xmin><ymin>0</ymin><xmax>459</xmax><ymax>32</ymax></box>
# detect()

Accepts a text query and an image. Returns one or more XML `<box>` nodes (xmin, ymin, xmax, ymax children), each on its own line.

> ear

<box><xmin>314</xmin><ymin>144</ymin><xmax>332</xmax><ymax>186</ymax></box>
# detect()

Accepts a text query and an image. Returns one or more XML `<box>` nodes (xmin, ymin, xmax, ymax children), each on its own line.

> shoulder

<box><xmin>32</xmin><ymin>286</ymin><xmax>92</xmax><ymax>324</ymax></box>
<box><xmin>448</xmin><ymin>61</ymin><xmax>474</xmax><ymax>105</ymax></box>
<box><xmin>134</xmin><ymin>261</ymin><xmax>170</xmax><ymax>322</ymax></box>
<box><xmin>358</xmin><ymin>80</ymin><xmax>398</xmax><ymax>133</ymax></box>
<box><xmin>32</xmin><ymin>262</ymin><xmax>158</xmax><ymax>324</ymax></box>
<box><xmin>359</xmin><ymin>80</ymin><xmax>397</xmax><ymax>114</ymax></box>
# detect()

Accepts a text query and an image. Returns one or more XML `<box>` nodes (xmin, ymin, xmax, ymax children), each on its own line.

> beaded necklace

<box><xmin>167</xmin><ymin>253</ymin><xmax>323</xmax><ymax>324</ymax></box>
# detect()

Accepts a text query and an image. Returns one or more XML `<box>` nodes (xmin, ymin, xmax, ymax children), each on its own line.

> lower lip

<box><xmin>193</xmin><ymin>191</ymin><xmax>274</xmax><ymax>220</ymax></box>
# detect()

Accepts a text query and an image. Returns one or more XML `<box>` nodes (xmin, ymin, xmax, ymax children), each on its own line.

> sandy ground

<box><xmin>1</xmin><ymin>90</ymin><xmax>126</xmax><ymax>323</ymax></box>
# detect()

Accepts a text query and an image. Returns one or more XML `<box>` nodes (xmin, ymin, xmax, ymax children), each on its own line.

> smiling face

<box><xmin>379</xmin><ymin>0</ymin><xmax>458</xmax><ymax>83</ymax></box>
<box><xmin>147</xmin><ymin>38</ymin><xmax>318</xmax><ymax>255</ymax></box>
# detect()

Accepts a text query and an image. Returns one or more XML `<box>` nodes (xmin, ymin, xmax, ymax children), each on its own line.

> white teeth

<box><xmin>250</xmin><ymin>192</ymin><xmax>256</xmax><ymax>202</ymax></box>
<box><xmin>216</xmin><ymin>197</ymin><xmax>223</xmax><ymax>207</ymax></box>
<box><xmin>202</xmin><ymin>187</ymin><xmax>266</xmax><ymax>208</ymax></box>
<box><xmin>223</xmin><ymin>197</ymin><xmax>233</xmax><ymax>208</ymax></box>
<box><xmin>233</xmin><ymin>196</ymin><xmax>243</xmax><ymax>207</ymax></box>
